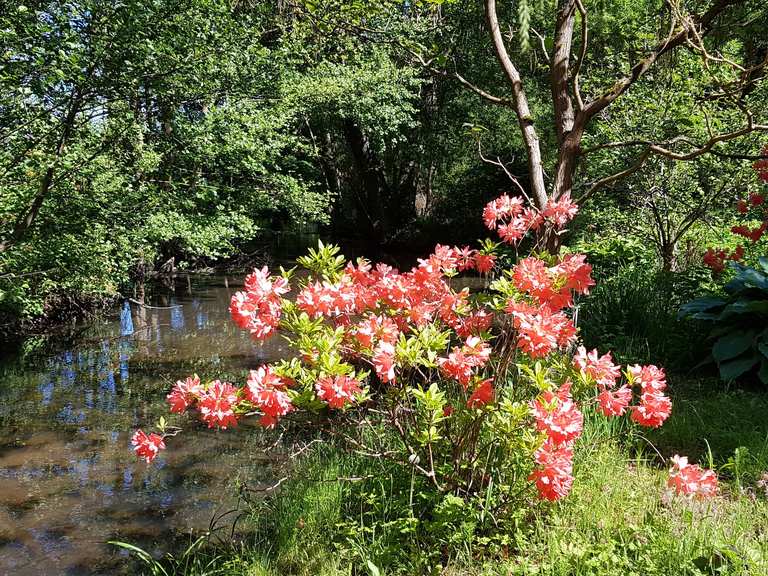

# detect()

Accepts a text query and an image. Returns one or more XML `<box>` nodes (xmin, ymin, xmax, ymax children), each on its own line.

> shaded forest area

<box><xmin>1</xmin><ymin>0</ymin><xmax>766</xmax><ymax>342</ymax></box>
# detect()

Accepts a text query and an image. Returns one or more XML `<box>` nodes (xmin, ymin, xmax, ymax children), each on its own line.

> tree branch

<box><xmin>572</xmin><ymin>0</ymin><xmax>588</xmax><ymax>111</ymax></box>
<box><xmin>577</xmin><ymin>149</ymin><xmax>651</xmax><ymax>203</ymax></box>
<box><xmin>551</xmin><ymin>0</ymin><xmax>577</xmax><ymax>143</ymax></box>
<box><xmin>485</xmin><ymin>0</ymin><xmax>548</xmax><ymax>208</ymax></box>
<box><xmin>580</xmin><ymin>0</ymin><xmax>742</xmax><ymax>122</ymax></box>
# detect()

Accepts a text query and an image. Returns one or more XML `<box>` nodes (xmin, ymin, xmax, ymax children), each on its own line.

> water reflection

<box><xmin>0</xmin><ymin>276</ymin><xmax>292</xmax><ymax>575</ymax></box>
<box><xmin>120</xmin><ymin>302</ymin><xmax>134</xmax><ymax>336</ymax></box>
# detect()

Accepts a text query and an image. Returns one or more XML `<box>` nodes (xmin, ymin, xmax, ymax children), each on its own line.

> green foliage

<box><xmin>681</xmin><ymin>259</ymin><xmax>768</xmax><ymax>385</ymax></box>
<box><xmin>136</xmin><ymin>381</ymin><xmax>768</xmax><ymax>575</ymax></box>
<box><xmin>578</xmin><ymin>264</ymin><xmax>709</xmax><ymax>369</ymax></box>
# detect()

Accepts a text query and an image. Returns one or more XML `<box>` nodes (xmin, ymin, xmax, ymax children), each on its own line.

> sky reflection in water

<box><xmin>0</xmin><ymin>277</ymin><xmax>291</xmax><ymax>576</ymax></box>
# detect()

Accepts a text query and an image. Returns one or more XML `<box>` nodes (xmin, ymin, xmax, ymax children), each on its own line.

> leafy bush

<box><xmin>577</xmin><ymin>264</ymin><xmax>709</xmax><ymax>370</ymax></box>
<box><xmin>680</xmin><ymin>259</ymin><xmax>768</xmax><ymax>385</ymax></box>
<box><xmin>129</xmin><ymin>195</ymin><xmax>714</xmax><ymax>572</ymax></box>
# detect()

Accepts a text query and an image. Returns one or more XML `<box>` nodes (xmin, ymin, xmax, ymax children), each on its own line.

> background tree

<box><xmin>306</xmin><ymin>0</ymin><xmax>768</xmax><ymax>249</ymax></box>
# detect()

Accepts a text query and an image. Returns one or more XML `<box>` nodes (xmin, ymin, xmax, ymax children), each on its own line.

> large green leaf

<box><xmin>759</xmin><ymin>360</ymin><xmax>768</xmax><ymax>385</ymax></box>
<box><xmin>717</xmin><ymin>300</ymin><xmax>768</xmax><ymax>321</ymax></box>
<box><xmin>712</xmin><ymin>330</ymin><xmax>755</xmax><ymax>363</ymax></box>
<box><xmin>679</xmin><ymin>297</ymin><xmax>726</xmax><ymax>319</ymax></box>
<box><xmin>725</xmin><ymin>266</ymin><xmax>768</xmax><ymax>295</ymax></box>
<box><xmin>718</xmin><ymin>353</ymin><xmax>759</xmax><ymax>381</ymax></box>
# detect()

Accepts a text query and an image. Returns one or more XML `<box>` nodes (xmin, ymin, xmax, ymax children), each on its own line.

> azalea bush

<box><xmin>682</xmin><ymin>145</ymin><xmax>768</xmax><ymax>385</ymax></box>
<box><xmin>702</xmin><ymin>144</ymin><xmax>768</xmax><ymax>273</ymax></box>
<box><xmin>133</xmin><ymin>193</ymin><xmax>716</xmax><ymax>514</ymax></box>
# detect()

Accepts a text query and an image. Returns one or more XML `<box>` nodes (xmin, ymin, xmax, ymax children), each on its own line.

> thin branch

<box><xmin>577</xmin><ymin>149</ymin><xmax>651</xmax><ymax>203</ymax></box>
<box><xmin>530</xmin><ymin>28</ymin><xmax>550</xmax><ymax>65</ymax></box>
<box><xmin>476</xmin><ymin>138</ymin><xmax>532</xmax><ymax>204</ymax></box>
<box><xmin>580</xmin><ymin>120</ymin><xmax>768</xmax><ymax>160</ymax></box>
<box><xmin>572</xmin><ymin>0</ymin><xmax>589</xmax><ymax>111</ymax></box>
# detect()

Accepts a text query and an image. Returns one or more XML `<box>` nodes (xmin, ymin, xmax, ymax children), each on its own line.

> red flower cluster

<box><xmin>529</xmin><ymin>382</ymin><xmax>583</xmax><ymax>500</ymax></box>
<box><xmin>512</xmin><ymin>255</ymin><xmax>594</xmax><ymax>310</ymax></box>
<box><xmin>230</xmin><ymin>267</ymin><xmax>290</xmax><ymax>339</ymax></box>
<box><xmin>315</xmin><ymin>375</ymin><xmax>363</xmax><ymax>409</ymax></box>
<box><xmin>286</xmin><ymin>246</ymin><xmax>492</xmax><ymax>340</ymax></box>
<box><xmin>542</xmin><ymin>194</ymin><xmax>579</xmax><ymax>227</ymax></box>
<box><xmin>667</xmin><ymin>455</ymin><xmax>718</xmax><ymax>498</ymax></box>
<box><xmin>373</xmin><ymin>341</ymin><xmax>397</xmax><ymax>383</ymax></box>
<box><xmin>531</xmin><ymin>382</ymin><xmax>584</xmax><ymax>445</ymax></box>
<box><xmin>246</xmin><ymin>366</ymin><xmax>293</xmax><ymax>427</ymax></box>
<box><xmin>167</xmin><ymin>375</ymin><xmax>203</xmax><ymax>414</ymax></box>
<box><xmin>438</xmin><ymin>336</ymin><xmax>491</xmax><ymax>387</ymax></box>
<box><xmin>628</xmin><ymin>364</ymin><xmax>671</xmax><ymax>428</ymax></box>
<box><xmin>574</xmin><ymin>346</ymin><xmax>631</xmax><ymax>417</ymax></box>
<box><xmin>574</xmin><ymin>346</ymin><xmax>620</xmax><ymax>388</ymax></box>
<box><xmin>353</xmin><ymin>314</ymin><xmax>399</xmax><ymax>349</ymax></box>
<box><xmin>199</xmin><ymin>380</ymin><xmax>240</xmax><ymax>429</ymax></box>
<box><xmin>702</xmin><ymin>246</ymin><xmax>743</xmax><ymax>273</ymax></box>
<box><xmin>704</xmin><ymin>145</ymin><xmax>767</xmax><ymax>272</ymax></box>
<box><xmin>530</xmin><ymin>443</ymin><xmax>574</xmax><ymax>501</ymax></box>
<box><xmin>297</xmin><ymin>278</ymin><xmax>359</xmax><ymax>318</ymax></box>
<box><xmin>507</xmin><ymin>301</ymin><xmax>577</xmax><ymax>358</ymax></box>
<box><xmin>504</xmin><ymin>252</ymin><xmax>593</xmax><ymax>358</ymax></box>
<box><xmin>483</xmin><ymin>194</ymin><xmax>578</xmax><ymax>244</ymax></box>
<box><xmin>166</xmin><ymin>376</ymin><xmax>244</xmax><ymax>428</ymax></box>
<box><xmin>467</xmin><ymin>378</ymin><xmax>494</xmax><ymax>408</ymax></box>
<box><xmin>132</xmin><ymin>430</ymin><xmax>166</xmax><ymax>463</ymax></box>
<box><xmin>454</xmin><ymin>309</ymin><xmax>493</xmax><ymax>338</ymax></box>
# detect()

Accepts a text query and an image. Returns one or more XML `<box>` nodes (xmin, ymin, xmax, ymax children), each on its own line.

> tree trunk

<box><xmin>343</xmin><ymin>119</ymin><xmax>390</xmax><ymax>255</ymax></box>
<box><xmin>485</xmin><ymin>0</ymin><xmax>548</xmax><ymax>210</ymax></box>
<box><xmin>660</xmin><ymin>242</ymin><xmax>677</xmax><ymax>273</ymax></box>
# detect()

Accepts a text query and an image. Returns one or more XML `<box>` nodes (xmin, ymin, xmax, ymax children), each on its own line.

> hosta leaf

<box><xmin>712</xmin><ymin>330</ymin><xmax>755</xmax><ymax>362</ymax></box>
<box><xmin>717</xmin><ymin>300</ymin><xmax>768</xmax><ymax>320</ymax></box>
<box><xmin>718</xmin><ymin>353</ymin><xmax>759</xmax><ymax>381</ymax></box>
<box><xmin>759</xmin><ymin>360</ymin><xmax>768</xmax><ymax>385</ymax></box>
<box><xmin>725</xmin><ymin>266</ymin><xmax>768</xmax><ymax>295</ymax></box>
<box><xmin>679</xmin><ymin>297</ymin><xmax>726</xmax><ymax>319</ymax></box>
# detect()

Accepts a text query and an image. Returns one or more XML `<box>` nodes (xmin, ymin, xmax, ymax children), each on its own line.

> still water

<box><xmin>0</xmin><ymin>276</ymin><xmax>292</xmax><ymax>575</ymax></box>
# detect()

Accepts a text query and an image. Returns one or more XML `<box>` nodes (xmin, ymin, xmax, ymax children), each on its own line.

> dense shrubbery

<box><xmin>681</xmin><ymin>150</ymin><xmax>768</xmax><ymax>385</ymax></box>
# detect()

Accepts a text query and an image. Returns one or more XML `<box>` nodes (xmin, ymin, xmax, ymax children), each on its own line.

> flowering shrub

<box><xmin>703</xmin><ymin>144</ymin><xmax>768</xmax><ymax>273</ymax></box>
<box><xmin>133</xmin><ymin>193</ymin><xmax>716</xmax><ymax>503</ymax></box>
<box><xmin>685</xmin><ymin>145</ymin><xmax>768</xmax><ymax>385</ymax></box>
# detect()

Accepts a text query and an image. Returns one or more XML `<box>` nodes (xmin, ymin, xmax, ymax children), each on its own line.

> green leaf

<box><xmin>366</xmin><ymin>560</ymin><xmax>381</xmax><ymax>576</ymax></box>
<box><xmin>679</xmin><ymin>297</ymin><xmax>726</xmax><ymax>319</ymax></box>
<box><xmin>725</xmin><ymin>265</ymin><xmax>768</xmax><ymax>295</ymax></box>
<box><xmin>718</xmin><ymin>354</ymin><xmax>759</xmax><ymax>381</ymax></box>
<box><xmin>717</xmin><ymin>300</ymin><xmax>768</xmax><ymax>320</ymax></box>
<box><xmin>759</xmin><ymin>360</ymin><xmax>768</xmax><ymax>385</ymax></box>
<box><xmin>712</xmin><ymin>330</ymin><xmax>755</xmax><ymax>363</ymax></box>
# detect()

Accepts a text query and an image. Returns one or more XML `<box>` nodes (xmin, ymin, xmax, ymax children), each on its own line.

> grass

<box><xmin>576</xmin><ymin>265</ymin><xmax>710</xmax><ymax>370</ymax></box>
<box><xmin>120</xmin><ymin>376</ymin><xmax>768</xmax><ymax>576</ymax></box>
<box><xmin>649</xmin><ymin>377</ymin><xmax>768</xmax><ymax>488</ymax></box>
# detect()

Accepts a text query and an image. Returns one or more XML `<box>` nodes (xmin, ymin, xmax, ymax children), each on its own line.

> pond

<box><xmin>0</xmin><ymin>276</ymin><xmax>290</xmax><ymax>575</ymax></box>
